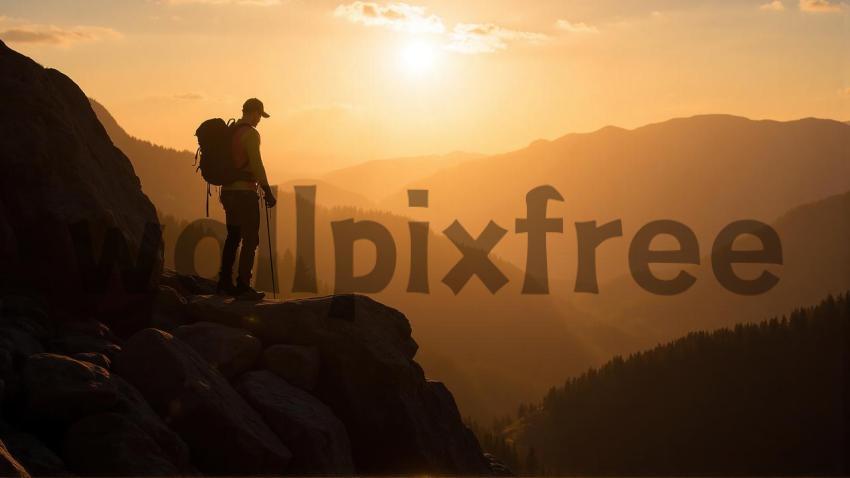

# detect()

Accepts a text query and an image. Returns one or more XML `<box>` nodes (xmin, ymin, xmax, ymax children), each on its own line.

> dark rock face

<box><xmin>173</xmin><ymin>322</ymin><xmax>261</xmax><ymax>380</ymax></box>
<box><xmin>187</xmin><ymin>294</ymin><xmax>491</xmax><ymax>475</ymax></box>
<box><xmin>63</xmin><ymin>413</ymin><xmax>179</xmax><ymax>476</ymax></box>
<box><xmin>70</xmin><ymin>352</ymin><xmax>111</xmax><ymax>369</ymax></box>
<box><xmin>0</xmin><ymin>40</ymin><xmax>161</xmax><ymax>314</ymax></box>
<box><xmin>114</xmin><ymin>328</ymin><xmax>292</xmax><ymax>475</ymax></box>
<box><xmin>0</xmin><ymin>428</ymin><xmax>67</xmax><ymax>476</ymax></box>
<box><xmin>48</xmin><ymin>335</ymin><xmax>122</xmax><ymax>359</ymax></box>
<box><xmin>23</xmin><ymin>354</ymin><xmax>121</xmax><ymax>422</ymax></box>
<box><xmin>0</xmin><ymin>439</ymin><xmax>30</xmax><ymax>478</ymax></box>
<box><xmin>21</xmin><ymin>353</ymin><xmax>191</xmax><ymax>471</ymax></box>
<box><xmin>236</xmin><ymin>370</ymin><xmax>354</xmax><ymax>475</ymax></box>
<box><xmin>262</xmin><ymin>344</ymin><xmax>320</xmax><ymax>391</ymax></box>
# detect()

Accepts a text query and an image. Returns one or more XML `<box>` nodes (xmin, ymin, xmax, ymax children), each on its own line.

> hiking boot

<box><xmin>233</xmin><ymin>280</ymin><xmax>265</xmax><ymax>301</ymax></box>
<box><xmin>216</xmin><ymin>276</ymin><xmax>235</xmax><ymax>296</ymax></box>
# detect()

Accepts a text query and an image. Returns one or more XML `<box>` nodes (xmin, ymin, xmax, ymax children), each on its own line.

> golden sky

<box><xmin>1</xmin><ymin>0</ymin><xmax>848</xmax><ymax>176</ymax></box>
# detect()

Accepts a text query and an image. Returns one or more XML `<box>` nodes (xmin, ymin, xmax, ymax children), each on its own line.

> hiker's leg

<box><xmin>236</xmin><ymin>192</ymin><xmax>261</xmax><ymax>285</ymax></box>
<box><xmin>221</xmin><ymin>225</ymin><xmax>242</xmax><ymax>278</ymax></box>
<box><xmin>220</xmin><ymin>191</ymin><xmax>243</xmax><ymax>281</ymax></box>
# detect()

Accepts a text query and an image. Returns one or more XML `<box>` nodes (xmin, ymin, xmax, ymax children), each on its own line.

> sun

<box><xmin>399</xmin><ymin>41</ymin><xmax>437</xmax><ymax>75</ymax></box>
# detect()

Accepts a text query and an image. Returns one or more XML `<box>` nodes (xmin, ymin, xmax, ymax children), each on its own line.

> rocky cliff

<box><xmin>0</xmin><ymin>40</ymin><xmax>493</xmax><ymax>476</ymax></box>
<box><xmin>0</xmin><ymin>40</ymin><xmax>161</xmax><ymax>317</ymax></box>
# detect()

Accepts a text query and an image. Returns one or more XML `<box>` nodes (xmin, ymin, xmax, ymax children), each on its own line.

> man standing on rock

<box><xmin>218</xmin><ymin>98</ymin><xmax>276</xmax><ymax>300</ymax></box>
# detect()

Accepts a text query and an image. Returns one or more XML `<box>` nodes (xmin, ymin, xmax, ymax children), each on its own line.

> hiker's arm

<box><xmin>242</xmin><ymin>129</ymin><xmax>272</xmax><ymax>195</ymax></box>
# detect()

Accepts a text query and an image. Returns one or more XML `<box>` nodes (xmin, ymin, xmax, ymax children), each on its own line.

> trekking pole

<box><xmin>263</xmin><ymin>199</ymin><xmax>277</xmax><ymax>299</ymax></box>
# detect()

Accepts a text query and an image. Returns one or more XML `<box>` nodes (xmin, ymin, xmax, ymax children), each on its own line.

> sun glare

<box><xmin>400</xmin><ymin>41</ymin><xmax>437</xmax><ymax>75</ymax></box>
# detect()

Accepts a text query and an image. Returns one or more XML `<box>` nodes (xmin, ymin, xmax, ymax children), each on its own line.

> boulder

<box><xmin>150</xmin><ymin>285</ymin><xmax>190</xmax><ymax>331</ymax></box>
<box><xmin>0</xmin><ymin>40</ymin><xmax>161</xmax><ymax>314</ymax></box>
<box><xmin>160</xmin><ymin>270</ymin><xmax>217</xmax><ymax>297</ymax></box>
<box><xmin>0</xmin><ymin>439</ymin><xmax>30</xmax><ymax>478</ymax></box>
<box><xmin>236</xmin><ymin>370</ymin><xmax>354</xmax><ymax>474</ymax></box>
<box><xmin>262</xmin><ymin>344</ymin><xmax>320</xmax><ymax>391</ymax></box>
<box><xmin>63</xmin><ymin>412</ymin><xmax>179</xmax><ymax>476</ymax></box>
<box><xmin>173</xmin><ymin>322</ymin><xmax>261</xmax><ymax>380</ymax></box>
<box><xmin>114</xmin><ymin>328</ymin><xmax>292</xmax><ymax>474</ymax></box>
<box><xmin>70</xmin><ymin>352</ymin><xmax>111</xmax><ymax>369</ymax></box>
<box><xmin>0</xmin><ymin>295</ymin><xmax>52</xmax><ymax>341</ymax></box>
<box><xmin>186</xmin><ymin>294</ymin><xmax>490</xmax><ymax>474</ymax></box>
<box><xmin>0</xmin><ymin>326</ymin><xmax>43</xmax><ymax>359</ymax></box>
<box><xmin>0</xmin><ymin>430</ymin><xmax>66</xmax><ymax>476</ymax></box>
<box><xmin>56</xmin><ymin>318</ymin><xmax>118</xmax><ymax>342</ymax></box>
<box><xmin>110</xmin><ymin>374</ymin><xmax>191</xmax><ymax>471</ymax></box>
<box><xmin>22</xmin><ymin>353</ymin><xmax>190</xmax><ymax>471</ymax></box>
<box><xmin>48</xmin><ymin>334</ymin><xmax>121</xmax><ymax>359</ymax></box>
<box><xmin>23</xmin><ymin>353</ymin><xmax>120</xmax><ymax>421</ymax></box>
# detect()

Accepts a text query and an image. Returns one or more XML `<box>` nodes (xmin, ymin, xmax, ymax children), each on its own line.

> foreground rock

<box><xmin>22</xmin><ymin>353</ymin><xmax>191</xmax><ymax>472</ymax></box>
<box><xmin>114</xmin><ymin>328</ymin><xmax>292</xmax><ymax>474</ymax></box>
<box><xmin>0</xmin><ymin>439</ymin><xmax>30</xmax><ymax>478</ymax></box>
<box><xmin>173</xmin><ymin>322</ymin><xmax>261</xmax><ymax>380</ymax></box>
<box><xmin>63</xmin><ymin>413</ymin><xmax>179</xmax><ymax>476</ymax></box>
<box><xmin>262</xmin><ymin>344</ymin><xmax>320</xmax><ymax>391</ymax></box>
<box><xmin>24</xmin><ymin>354</ymin><xmax>120</xmax><ymax>421</ymax></box>
<box><xmin>0</xmin><ymin>427</ymin><xmax>66</xmax><ymax>476</ymax></box>
<box><xmin>188</xmin><ymin>294</ymin><xmax>491</xmax><ymax>475</ymax></box>
<box><xmin>237</xmin><ymin>370</ymin><xmax>354</xmax><ymax>474</ymax></box>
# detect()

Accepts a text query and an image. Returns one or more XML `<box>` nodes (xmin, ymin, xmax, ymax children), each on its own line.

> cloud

<box><xmin>173</xmin><ymin>92</ymin><xmax>206</xmax><ymax>100</ymax></box>
<box><xmin>445</xmin><ymin>23</ymin><xmax>547</xmax><ymax>54</ymax></box>
<box><xmin>334</xmin><ymin>2</ymin><xmax>548</xmax><ymax>54</ymax></box>
<box><xmin>555</xmin><ymin>19</ymin><xmax>599</xmax><ymax>33</ymax></box>
<box><xmin>162</xmin><ymin>0</ymin><xmax>282</xmax><ymax>5</ymax></box>
<box><xmin>759</xmin><ymin>0</ymin><xmax>786</xmax><ymax>11</ymax></box>
<box><xmin>799</xmin><ymin>0</ymin><xmax>844</xmax><ymax>12</ymax></box>
<box><xmin>0</xmin><ymin>24</ymin><xmax>121</xmax><ymax>46</ymax></box>
<box><xmin>334</xmin><ymin>2</ymin><xmax>444</xmax><ymax>33</ymax></box>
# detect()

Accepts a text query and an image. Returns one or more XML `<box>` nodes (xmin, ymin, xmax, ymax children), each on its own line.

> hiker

<box><xmin>217</xmin><ymin>98</ymin><xmax>277</xmax><ymax>300</ymax></box>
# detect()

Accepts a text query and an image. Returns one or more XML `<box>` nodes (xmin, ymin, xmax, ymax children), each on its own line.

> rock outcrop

<box><xmin>0</xmin><ymin>39</ymin><xmax>161</xmax><ymax>316</ymax></box>
<box><xmin>236</xmin><ymin>370</ymin><xmax>354</xmax><ymax>474</ymax></box>
<box><xmin>187</xmin><ymin>294</ymin><xmax>491</xmax><ymax>474</ymax></box>
<box><xmin>114</xmin><ymin>328</ymin><xmax>292</xmax><ymax>475</ymax></box>
<box><xmin>262</xmin><ymin>344</ymin><xmax>320</xmax><ymax>391</ymax></box>
<box><xmin>173</xmin><ymin>321</ymin><xmax>261</xmax><ymax>380</ymax></box>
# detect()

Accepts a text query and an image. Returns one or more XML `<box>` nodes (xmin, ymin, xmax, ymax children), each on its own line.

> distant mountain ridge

<box><xmin>321</xmin><ymin>151</ymin><xmax>482</xmax><ymax>203</ymax></box>
<box><xmin>89</xmin><ymin>98</ymin><xmax>204</xmax><ymax>221</ymax></box>
<box><xmin>377</xmin><ymin>113</ymin><xmax>850</xmax><ymax>285</ymax></box>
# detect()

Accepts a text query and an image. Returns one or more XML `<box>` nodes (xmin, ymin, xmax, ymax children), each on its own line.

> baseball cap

<box><xmin>242</xmin><ymin>98</ymin><xmax>270</xmax><ymax>118</ymax></box>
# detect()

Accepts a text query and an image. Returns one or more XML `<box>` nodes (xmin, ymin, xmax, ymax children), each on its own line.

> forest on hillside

<box><xmin>496</xmin><ymin>293</ymin><xmax>849</xmax><ymax>475</ymax></box>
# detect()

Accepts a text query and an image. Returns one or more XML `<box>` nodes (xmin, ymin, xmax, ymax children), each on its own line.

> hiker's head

<box><xmin>242</xmin><ymin>98</ymin><xmax>269</xmax><ymax>126</ymax></box>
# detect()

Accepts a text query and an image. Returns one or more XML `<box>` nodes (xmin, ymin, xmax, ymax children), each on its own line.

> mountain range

<box><xmin>89</xmin><ymin>99</ymin><xmax>850</xmax><ymax>422</ymax></box>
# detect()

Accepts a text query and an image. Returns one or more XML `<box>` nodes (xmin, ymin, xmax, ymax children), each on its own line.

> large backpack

<box><xmin>194</xmin><ymin>118</ymin><xmax>252</xmax><ymax>215</ymax></box>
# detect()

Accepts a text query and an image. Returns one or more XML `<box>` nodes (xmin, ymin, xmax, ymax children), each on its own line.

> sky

<box><xmin>1</xmin><ymin>0</ymin><xmax>848</xmax><ymax>176</ymax></box>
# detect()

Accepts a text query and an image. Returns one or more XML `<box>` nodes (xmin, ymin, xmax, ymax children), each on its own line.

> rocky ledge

<box><xmin>0</xmin><ymin>272</ymin><xmax>493</xmax><ymax>476</ymax></box>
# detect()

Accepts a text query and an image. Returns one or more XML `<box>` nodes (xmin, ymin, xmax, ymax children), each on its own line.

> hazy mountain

<box><xmin>278</xmin><ymin>178</ymin><xmax>375</xmax><ymax>210</ymax></box>
<box><xmin>89</xmin><ymin>98</ymin><xmax>205</xmax><ymax>220</ymax></box>
<box><xmin>321</xmin><ymin>151</ymin><xmax>482</xmax><ymax>203</ymax></box>
<box><xmin>573</xmin><ymin>190</ymin><xmax>850</xmax><ymax>353</ymax></box>
<box><xmin>378</xmin><ymin>115</ymin><xmax>850</xmax><ymax>285</ymax></box>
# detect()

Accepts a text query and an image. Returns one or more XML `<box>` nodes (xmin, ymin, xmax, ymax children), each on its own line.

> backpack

<box><xmin>194</xmin><ymin>118</ymin><xmax>253</xmax><ymax>215</ymax></box>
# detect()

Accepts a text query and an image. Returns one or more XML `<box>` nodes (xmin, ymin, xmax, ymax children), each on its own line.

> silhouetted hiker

<box><xmin>218</xmin><ymin>98</ymin><xmax>277</xmax><ymax>300</ymax></box>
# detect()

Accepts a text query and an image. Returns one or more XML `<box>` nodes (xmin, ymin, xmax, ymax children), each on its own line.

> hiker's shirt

<box><xmin>222</xmin><ymin>120</ymin><xmax>270</xmax><ymax>195</ymax></box>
